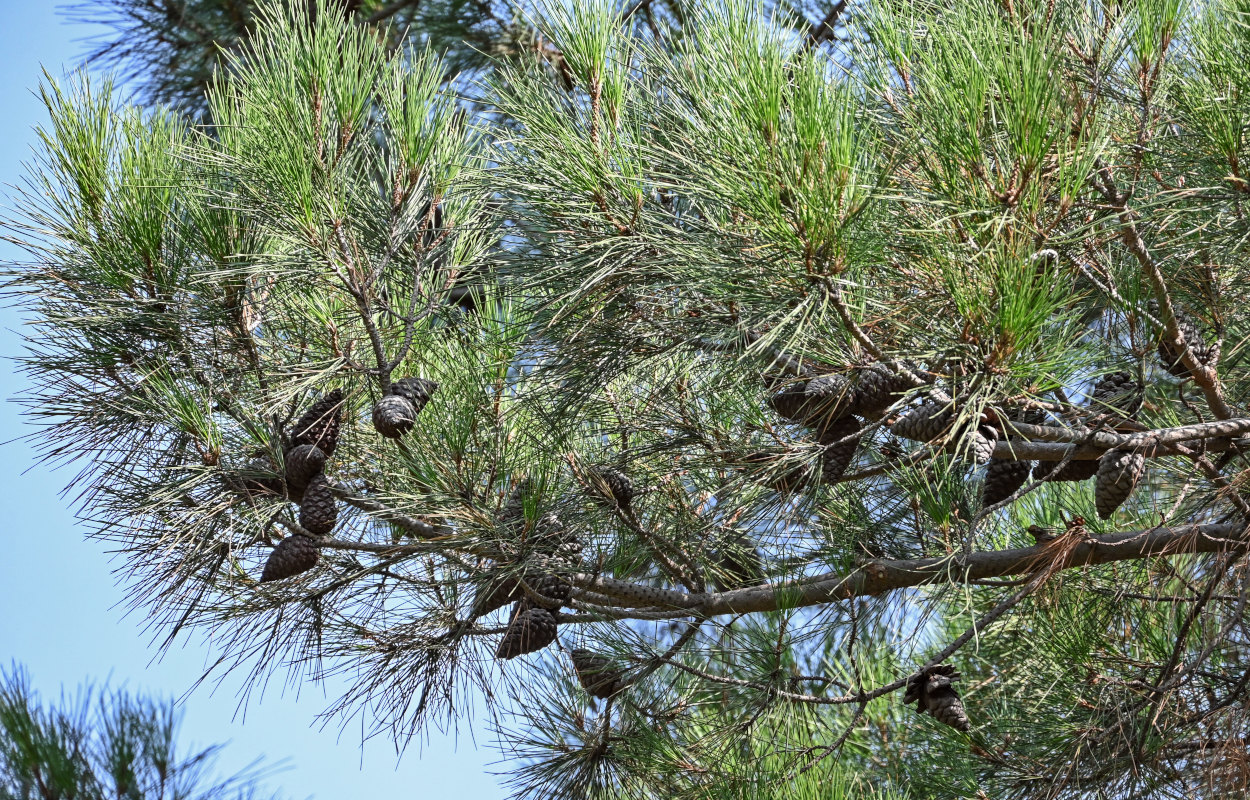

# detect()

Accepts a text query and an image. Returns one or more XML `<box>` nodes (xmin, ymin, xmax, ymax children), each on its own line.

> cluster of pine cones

<box><xmin>476</xmin><ymin>478</ymin><xmax>584</xmax><ymax>660</ymax></box>
<box><xmin>261</xmin><ymin>390</ymin><xmax>345</xmax><ymax>582</ymax></box>
<box><xmin>767</xmin><ymin>362</ymin><xmax>916</xmax><ymax>488</ymax></box>
<box><xmin>222</xmin><ymin>374</ymin><xmax>440</xmax><ymax>584</ymax></box>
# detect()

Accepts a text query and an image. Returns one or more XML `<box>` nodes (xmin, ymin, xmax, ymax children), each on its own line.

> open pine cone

<box><xmin>903</xmin><ymin>664</ymin><xmax>971</xmax><ymax>732</ymax></box>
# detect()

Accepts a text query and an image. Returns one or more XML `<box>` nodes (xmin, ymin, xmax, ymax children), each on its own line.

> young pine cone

<box><xmin>903</xmin><ymin>664</ymin><xmax>971</xmax><ymax>732</ymax></box>
<box><xmin>981</xmin><ymin>458</ymin><xmax>1032</xmax><ymax>507</ymax></box>
<box><xmin>389</xmin><ymin>377</ymin><xmax>438</xmax><ymax>414</ymax></box>
<box><xmin>1095</xmin><ymin>449</ymin><xmax>1145</xmax><ymax>519</ymax></box>
<box><xmin>818</xmin><ymin>416</ymin><xmax>861</xmax><ymax>484</ymax></box>
<box><xmin>495</xmin><ymin>604</ymin><xmax>558</xmax><ymax>660</ymax></box>
<box><xmin>299</xmin><ymin>473</ymin><xmax>339</xmax><ymax>535</ymax></box>
<box><xmin>570</xmin><ymin>649</ymin><xmax>626</xmax><ymax>700</ymax></box>
<box><xmin>261</xmin><ymin>534</ymin><xmax>319</xmax><ymax>582</ymax></box>
<box><xmin>289</xmin><ymin>389</ymin><xmax>343</xmax><ymax>456</ymax></box>
<box><xmin>713</xmin><ymin>529</ymin><xmax>764</xmax><ymax>591</ymax></box>
<box><xmin>371</xmin><ymin>394</ymin><xmax>417</xmax><ymax>439</ymax></box>
<box><xmin>588</xmin><ymin>467</ymin><xmax>636</xmax><ymax>511</ymax></box>
<box><xmin>283</xmin><ymin>444</ymin><xmax>326</xmax><ymax>494</ymax></box>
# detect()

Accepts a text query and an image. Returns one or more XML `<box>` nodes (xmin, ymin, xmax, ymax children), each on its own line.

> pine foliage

<box><xmin>8</xmin><ymin>0</ymin><xmax>1250</xmax><ymax>798</ymax></box>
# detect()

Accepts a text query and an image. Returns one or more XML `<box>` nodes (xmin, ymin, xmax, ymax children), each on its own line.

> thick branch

<box><xmin>570</xmin><ymin>524</ymin><xmax>1247</xmax><ymax>615</ymax></box>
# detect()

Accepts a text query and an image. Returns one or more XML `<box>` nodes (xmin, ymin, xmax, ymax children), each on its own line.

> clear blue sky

<box><xmin>0</xmin><ymin>5</ymin><xmax>500</xmax><ymax>798</ymax></box>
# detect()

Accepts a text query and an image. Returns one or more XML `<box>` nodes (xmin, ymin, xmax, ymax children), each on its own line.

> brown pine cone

<box><xmin>924</xmin><ymin>676</ymin><xmax>972</xmax><ymax>732</ymax></box>
<box><xmin>588</xmin><ymin>467</ymin><xmax>636</xmax><ymax>510</ymax></box>
<box><xmin>570</xmin><ymin>649</ymin><xmax>626</xmax><ymax>700</ymax></box>
<box><xmin>818</xmin><ymin>416</ymin><xmax>861</xmax><ymax>484</ymax></box>
<box><xmin>471</xmin><ymin>573</ymin><xmax>523</xmax><ymax>618</ymax></box>
<box><xmin>982</xmin><ymin>458</ymin><xmax>1032</xmax><ymax>507</ymax></box>
<box><xmin>299</xmin><ymin>473</ymin><xmax>339</xmax><ymax>535</ymax></box>
<box><xmin>1095</xmin><ymin>449</ymin><xmax>1145</xmax><ymax>519</ymax></box>
<box><xmin>966</xmin><ymin>425</ymin><xmax>999</xmax><ymax>465</ymax></box>
<box><xmin>261</xmin><ymin>534</ymin><xmax>319</xmax><ymax>582</ymax></box>
<box><xmin>389</xmin><ymin>377</ymin><xmax>439</xmax><ymax>414</ymax></box>
<box><xmin>500</xmin><ymin>477</ymin><xmax>539</xmax><ymax>536</ymax></box>
<box><xmin>851</xmin><ymin>363</ymin><xmax>913</xmax><ymax>418</ymax></box>
<box><xmin>713</xmin><ymin>529</ymin><xmax>764</xmax><ymax>591</ymax></box>
<box><xmin>768</xmin><ymin>375</ymin><xmax>854</xmax><ymax>426</ymax></box>
<box><xmin>1089</xmin><ymin>372</ymin><xmax>1142</xmax><ymax>420</ymax></box>
<box><xmin>371</xmin><ymin>394</ymin><xmax>417</xmax><ymax>439</ymax></box>
<box><xmin>495</xmin><ymin>605</ymin><xmax>558</xmax><ymax>660</ymax></box>
<box><xmin>903</xmin><ymin>664</ymin><xmax>970</xmax><ymax>732</ymax></box>
<box><xmin>1157</xmin><ymin>310</ymin><xmax>1214</xmax><ymax>379</ymax></box>
<box><xmin>891</xmin><ymin>401</ymin><xmax>953</xmax><ymax>442</ymax></box>
<box><xmin>283</xmin><ymin>444</ymin><xmax>326</xmax><ymax>494</ymax></box>
<box><xmin>1032</xmin><ymin>458</ymin><xmax>1099</xmax><ymax>483</ymax></box>
<box><xmin>524</xmin><ymin>573</ymin><xmax>571</xmax><ymax>611</ymax></box>
<box><xmin>290</xmin><ymin>389</ymin><xmax>343</xmax><ymax>456</ymax></box>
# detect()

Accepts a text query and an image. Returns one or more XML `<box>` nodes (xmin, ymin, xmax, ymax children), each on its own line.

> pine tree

<box><xmin>7</xmin><ymin>0</ymin><xmax>1250</xmax><ymax>797</ymax></box>
<box><xmin>0</xmin><ymin>665</ymin><xmax>280</xmax><ymax>799</ymax></box>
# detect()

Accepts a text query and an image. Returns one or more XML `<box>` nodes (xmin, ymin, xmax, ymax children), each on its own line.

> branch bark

<box><xmin>569</xmin><ymin>523</ymin><xmax>1248</xmax><ymax>616</ymax></box>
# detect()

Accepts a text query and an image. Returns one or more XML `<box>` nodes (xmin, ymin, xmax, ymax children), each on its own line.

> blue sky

<box><xmin>0</xmin><ymin>5</ymin><xmax>499</xmax><ymax>798</ymax></box>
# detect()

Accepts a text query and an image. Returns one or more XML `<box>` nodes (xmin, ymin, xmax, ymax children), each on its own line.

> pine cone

<box><xmin>290</xmin><ymin>389</ymin><xmax>343</xmax><ymax>456</ymax></box>
<box><xmin>982</xmin><ymin>458</ymin><xmax>1032</xmax><ymax>507</ymax></box>
<box><xmin>570</xmin><ymin>649</ymin><xmax>626</xmax><ymax>700</ymax></box>
<box><xmin>299</xmin><ymin>473</ymin><xmax>339</xmax><ymax>535</ymax></box>
<box><xmin>965</xmin><ymin>425</ymin><xmax>999</xmax><ymax>465</ymax></box>
<box><xmin>891</xmin><ymin>401</ymin><xmax>953</xmax><ymax>442</ymax></box>
<box><xmin>768</xmin><ymin>375</ymin><xmax>854</xmax><ymax>425</ymax></box>
<box><xmin>851</xmin><ymin>363</ymin><xmax>913</xmax><ymax>418</ymax></box>
<box><xmin>283</xmin><ymin>444</ymin><xmax>326</xmax><ymax>493</ymax></box>
<box><xmin>471</xmin><ymin>573</ymin><xmax>523</xmax><ymax>618</ymax></box>
<box><xmin>713</xmin><ymin>529</ymin><xmax>764</xmax><ymax>591</ymax></box>
<box><xmin>903</xmin><ymin>664</ymin><xmax>970</xmax><ymax>732</ymax></box>
<box><xmin>818</xmin><ymin>416</ymin><xmax>861</xmax><ymax>484</ymax></box>
<box><xmin>1089</xmin><ymin>372</ymin><xmax>1142</xmax><ymax>420</ymax></box>
<box><xmin>524</xmin><ymin>573</ymin><xmax>571</xmax><ymax>611</ymax></box>
<box><xmin>924</xmin><ymin>676</ymin><xmax>972</xmax><ymax>732</ymax></box>
<box><xmin>1157</xmin><ymin>310</ymin><xmax>1214</xmax><ymax>379</ymax></box>
<box><xmin>389</xmin><ymin>377</ymin><xmax>438</xmax><ymax>415</ymax></box>
<box><xmin>533</xmin><ymin>513</ymin><xmax>583</xmax><ymax>565</ymax></box>
<box><xmin>1032</xmin><ymin>458</ymin><xmax>1099</xmax><ymax>483</ymax></box>
<box><xmin>261</xmin><ymin>534</ymin><xmax>319</xmax><ymax>582</ymax></box>
<box><xmin>495</xmin><ymin>605</ymin><xmax>558</xmax><ymax>660</ymax></box>
<box><xmin>588</xmin><ymin>467</ymin><xmax>636</xmax><ymax>510</ymax></box>
<box><xmin>371</xmin><ymin>394</ymin><xmax>416</xmax><ymax>439</ymax></box>
<box><xmin>1095</xmin><ymin>449</ymin><xmax>1145</xmax><ymax>519</ymax></box>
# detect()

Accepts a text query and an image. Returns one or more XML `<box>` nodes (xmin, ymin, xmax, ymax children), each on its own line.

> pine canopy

<box><xmin>7</xmin><ymin>1</ymin><xmax>1250</xmax><ymax>798</ymax></box>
